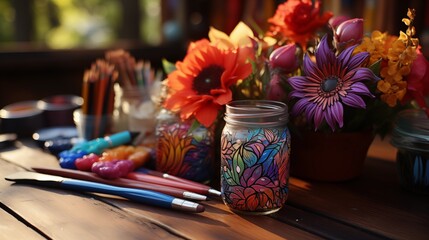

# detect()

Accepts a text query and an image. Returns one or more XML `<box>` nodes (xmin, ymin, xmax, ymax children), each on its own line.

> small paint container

<box><xmin>38</xmin><ymin>95</ymin><xmax>83</xmax><ymax>127</ymax></box>
<box><xmin>0</xmin><ymin>101</ymin><xmax>45</xmax><ymax>137</ymax></box>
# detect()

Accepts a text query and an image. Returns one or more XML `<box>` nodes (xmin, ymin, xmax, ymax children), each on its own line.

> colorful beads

<box><xmin>100</xmin><ymin>145</ymin><xmax>151</xmax><ymax>168</ymax></box>
<box><xmin>75</xmin><ymin>153</ymin><xmax>100</xmax><ymax>171</ymax></box>
<box><xmin>59</xmin><ymin>145</ymin><xmax>152</xmax><ymax>179</ymax></box>
<box><xmin>91</xmin><ymin>160</ymin><xmax>135</xmax><ymax>179</ymax></box>
<box><xmin>59</xmin><ymin>150</ymin><xmax>88</xmax><ymax>169</ymax></box>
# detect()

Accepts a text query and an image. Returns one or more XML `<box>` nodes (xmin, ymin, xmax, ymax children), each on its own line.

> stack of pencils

<box><xmin>79</xmin><ymin>50</ymin><xmax>162</xmax><ymax>138</ymax></box>
<box><xmin>104</xmin><ymin>49</ymin><xmax>162</xmax><ymax>134</ymax></box>
<box><xmin>80</xmin><ymin>60</ymin><xmax>118</xmax><ymax>139</ymax></box>
<box><xmin>105</xmin><ymin>49</ymin><xmax>158</xmax><ymax>91</ymax></box>
<box><xmin>105</xmin><ymin>49</ymin><xmax>137</xmax><ymax>89</ymax></box>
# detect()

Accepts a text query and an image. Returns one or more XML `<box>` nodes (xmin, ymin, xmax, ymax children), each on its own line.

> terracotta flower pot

<box><xmin>290</xmin><ymin>129</ymin><xmax>375</xmax><ymax>182</ymax></box>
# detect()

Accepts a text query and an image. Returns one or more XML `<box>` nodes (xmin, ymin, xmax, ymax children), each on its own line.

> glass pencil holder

<box><xmin>391</xmin><ymin>109</ymin><xmax>429</xmax><ymax>195</ymax></box>
<box><xmin>113</xmin><ymin>85</ymin><xmax>148</xmax><ymax>133</ymax></box>
<box><xmin>220</xmin><ymin>100</ymin><xmax>291</xmax><ymax>215</ymax></box>
<box><xmin>73</xmin><ymin>109</ymin><xmax>112</xmax><ymax>141</ymax></box>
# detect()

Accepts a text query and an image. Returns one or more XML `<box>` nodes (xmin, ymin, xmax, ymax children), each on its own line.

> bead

<box><xmin>58</xmin><ymin>150</ymin><xmax>88</xmax><ymax>169</ymax></box>
<box><xmin>91</xmin><ymin>160</ymin><xmax>134</xmax><ymax>179</ymax></box>
<box><xmin>75</xmin><ymin>153</ymin><xmax>100</xmax><ymax>171</ymax></box>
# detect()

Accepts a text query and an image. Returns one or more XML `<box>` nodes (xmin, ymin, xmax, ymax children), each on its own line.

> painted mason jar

<box><xmin>155</xmin><ymin>108</ymin><xmax>214</xmax><ymax>183</ymax></box>
<box><xmin>220</xmin><ymin>100</ymin><xmax>290</xmax><ymax>215</ymax></box>
<box><xmin>391</xmin><ymin>109</ymin><xmax>429</xmax><ymax>195</ymax></box>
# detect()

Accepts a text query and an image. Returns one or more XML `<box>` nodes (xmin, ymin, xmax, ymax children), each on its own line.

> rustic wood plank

<box><xmin>272</xmin><ymin>205</ymin><xmax>387</xmax><ymax>240</ymax></box>
<box><xmin>285</xmin><ymin>137</ymin><xmax>429</xmax><ymax>240</ymax></box>
<box><xmin>0</xmin><ymin>141</ymin><xmax>59</xmax><ymax>170</ymax></box>
<box><xmin>4</xmin><ymin>138</ymin><xmax>427</xmax><ymax>239</ymax></box>
<box><xmin>0</xmin><ymin>207</ymin><xmax>46</xmax><ymax>240</ymax></box>
<box><xmin>0</xmin><ymin>151</ymin><xmax>182</xmax><ymax>240</ymax></box>
<box><xmin>113</xmin><ymin>198</ymin><xmax>322</xmax><ymax>240</ymax></box>
<box><xmin>1</xmin><ymin>141</ymin><xmax>321</xmax><ymax>240</ymax></box>
<box><xmin>366</xmin><ymin>135</ymin><xmax>396</xmax><ymax>162</ymax></box>
<box><xmin>0</xmin><ymin>185</ymin><xmax>181</xmax><ymax>240</ymax></box>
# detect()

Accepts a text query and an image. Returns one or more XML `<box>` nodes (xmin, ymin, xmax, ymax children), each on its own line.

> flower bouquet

<box><xmin>264</xmin><ymin>2</ymin><xmax>429</xmax><ymax>181</ymax></box>
<box><xmin>157</xmin><ymin>0</ymin><xmax>429</xmax><ymax>210</ymax></box>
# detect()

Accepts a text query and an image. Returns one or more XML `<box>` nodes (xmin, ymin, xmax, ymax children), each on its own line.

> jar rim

<box><xmin>391</xmin><ymin>109</ymin><xmax>429</xmax><ymax>152</ymax></box>
<box><xmin>37</xmin><ymin>95</ymin><xmax>83</xmax><ymax>111</ymax></box>
<box><xmin>0</xmin><ymin>101</ymin><xmax>43</xmax><ymax>119</ymax></box>
<box><xmin>224</xmin><ymin>100</ymin><xmax>288</xmax><ymax>127</ymax></box>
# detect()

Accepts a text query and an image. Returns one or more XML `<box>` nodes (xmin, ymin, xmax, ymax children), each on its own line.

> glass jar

<box><xmin>221</xmin><ymin>100</ymin><xmax>290</xmax><ymax>215</ymax></box>
<box><xmin>391</xmin><ymin>109</ymin><xmax>429</xmax><ymax>195</ymax></box>
<box><xmin>112</xmin><ymin>85</ymin><xmax>158</xmax><ymax>146</ymax></box>
<box><xmin>155</xmin><ymin>109</ymin><xmax>215</xmax><ymax>183</ymax></box>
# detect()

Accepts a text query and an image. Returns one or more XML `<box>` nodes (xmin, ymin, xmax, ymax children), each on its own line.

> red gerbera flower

<box><xmin>164</xmin><ymin>39</ymin><xmax>252</xmax><ymax>127</ymax></box>
<box><xmin>267</xmin><ymin>0</ymin><xmax>333</xmax><ymax>48</ymax></box>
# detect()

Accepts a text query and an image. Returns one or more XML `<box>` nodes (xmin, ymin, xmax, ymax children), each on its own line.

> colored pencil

<box><xmin>136</xmin><ymin>167</ymin><xmax>221</xmax><ymax>197</ymax></box>
<box><xmin>32</xmin><ymin>167</ymin><xmax>207</xmax><ymax>201</ymax></box>
<box><xmin>126</xmin><ymin>172</ymin><xmax>221</xmax><ymax>197</ymax></box>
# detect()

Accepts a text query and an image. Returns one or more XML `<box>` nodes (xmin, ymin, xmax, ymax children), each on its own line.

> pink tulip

<box><xmin>269</xmin><ymin>44</ymin><xmax>299</xmax><ymax>73</ymax></box>
<box><xmin>329</xmin><ymin>15</ymin><xmax>350</xmax><ymax>30</ymax></box>
<box><xmin>334</xmin><ymin>18</ymin><xmax>363</xmax><ymax>50</ymax></box>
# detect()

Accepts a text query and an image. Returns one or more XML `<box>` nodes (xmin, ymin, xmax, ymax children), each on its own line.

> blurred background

<box><xmin>0</xmin><ymin>0</ymin><xmax>428</xmax><ymax>108</ymax></box>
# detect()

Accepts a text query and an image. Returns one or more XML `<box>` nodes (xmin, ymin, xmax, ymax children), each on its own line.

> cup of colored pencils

<box><xmin>105</xmin><ymin>50</ymin><xmax>161</xmax><ymax>141</ymax></box>
<box><xmin>74</xmin><ymin>60</ymin><xmax>118</xmax><ymax>140</ymax></box>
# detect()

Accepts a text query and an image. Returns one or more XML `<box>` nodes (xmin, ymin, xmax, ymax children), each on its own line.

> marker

<box><xmin>71</xmin><ymin>131</ymin><xmax>139</xmax><ymax>154</ymax></box>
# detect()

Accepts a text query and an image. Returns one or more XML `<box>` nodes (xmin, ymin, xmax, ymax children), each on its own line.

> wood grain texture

<box><xmin>0</xmin><ymin>207</ymin><xmax>46</xmax><ymax>240</ymax></box>
<box><xmin>1</xmin><ymin>138</ymin><xmax>428</xmax><ymax>239</ymax></box>
<box><xmin>0</xmin><ymin>142</ymin><xmax>59</xmax><ymax>170</ymax></box>
<box><xmin>272</xmin><ymin>205</ymin><xmax>387</xmax><ymax>240</ymax></box>
<box><xmin>114</xmin><ymin>199</ymin><xmax>321</xmax><ymax>240</ymax></box>
<box><xmin>286</xmin><ymin>157</ymin><xmax>429</xmax><ymax>240</ymax></box>
<box><xmin>0</xmin><ymin>150</ymin><xmax>183</xmax><ymax>240</ymax></box>
<box><xmin>0</xmin><ymin>140</ymin><xmax>319</xmax><ymax>240</ymax></box>
<box><xmin>1</xmin><ymin>185</ymin><xmax>181</xmax><ymax>240</ymax></box>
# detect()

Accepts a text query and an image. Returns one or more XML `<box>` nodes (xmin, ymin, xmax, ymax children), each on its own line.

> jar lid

<box><xmin>391</xmin><ymin>109</ymin><xmax>429</xmax><ymax>152</ymax></box>
<box><xmin>37</xmin><ymin>95</ymin><xmax>83</xmax><ymax>111</ymax></box>
<box><xmin>224</xmin><ymin>100</ymin><xmax>288</xmax><ymax>127</ymax></box>
<box><xmin>0</xmin><ymin>101</ymin><xmax>43</xmax><ymax>119</ymax></box>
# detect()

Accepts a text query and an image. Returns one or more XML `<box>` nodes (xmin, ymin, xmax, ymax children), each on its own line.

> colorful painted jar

<box><xmin>220</xmin><ymin>100</ymin><xmax>290</xmax><ymax>215</ymax></box>
<box><xmin>155</xmin><ymin>109</ymin><xmax>214</xmax><ymax>183</ymax></box>
<box><xmin>391</xmin><ymin>109</ymin><xmax>429</xmax><ymax>195</ymax></box>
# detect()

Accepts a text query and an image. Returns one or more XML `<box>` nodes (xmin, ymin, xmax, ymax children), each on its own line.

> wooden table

<box><xmin>1</xmin><ymin>136</ymin><xmax>428</xmax><ymax>240</ymax></box>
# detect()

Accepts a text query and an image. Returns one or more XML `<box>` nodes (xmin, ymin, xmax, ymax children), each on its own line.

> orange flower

<box><xmin>267</xmin><ymin>0</ymin><xmax>333</xmax><ymax>48</ymax></box>
<box><xmin>209</xmin><ymin>21</ymin><xmax>257</xmax><ymax>64</ymax></box>
<box><xmin>164</xmin><ymin>40</ymin><xmax>252</xmax><ymax>127</ymax></box>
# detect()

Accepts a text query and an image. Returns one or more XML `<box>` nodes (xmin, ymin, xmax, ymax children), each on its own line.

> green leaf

<box><xmin>369</xmin><ymin>59</ymin><xmax>382</xmax><ymax>76</ymax></box>
<box><xmin>162</xmin><ymin>58</ymin><xmax>176</xmax><ymax>74</ymax></box>
<box><xmin>231</xmin><ymin>147</ymin><xmax>245</xmax><ymax>184</ymax></box>
<box><xmin>187</xmin><ymin>119</ymin><xmax>201</xmax><ymax>135</ymax></box>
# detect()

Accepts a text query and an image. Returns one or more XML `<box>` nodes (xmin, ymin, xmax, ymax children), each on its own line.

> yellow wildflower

<box><xmin>354</xmin><ymin>31</ymin><xmax>392</xmax><ymax>65</ymax></box>
<box><xmin>356</xmin><ymin>9</ymin><xmax>419</xmax><ymax>107</ymax></box>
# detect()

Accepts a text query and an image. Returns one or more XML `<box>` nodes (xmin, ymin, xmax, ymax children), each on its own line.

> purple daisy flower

<box><xmin>288</xmin><ymin>35</ymin><xmax>379</xmax><ymax>131</ymax></box>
